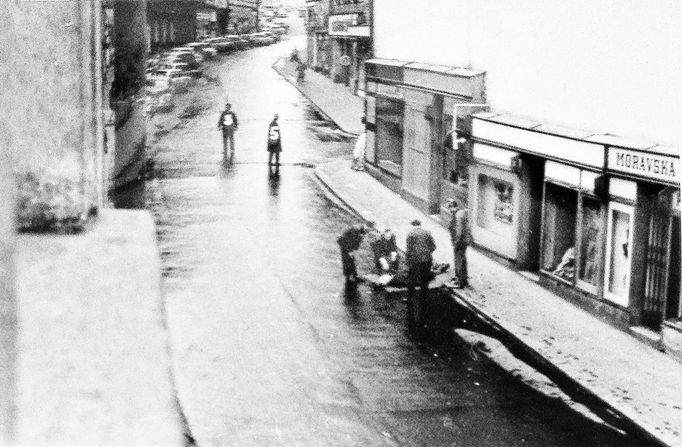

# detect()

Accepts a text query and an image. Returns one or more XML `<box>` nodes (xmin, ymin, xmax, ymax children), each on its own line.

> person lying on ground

<box><xmin>370</xmin><ymin>228</ymin><xmax>399</xmax><ymax>273</ymax></box>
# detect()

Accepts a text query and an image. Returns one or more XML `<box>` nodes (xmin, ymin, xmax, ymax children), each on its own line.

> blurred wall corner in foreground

<box><xmin>0</xmin><ymin>2</ymin><xmax>19</xmax><ymax>445</ymax></box>
<box><xmin>4</xmin><ymin>0</ymin><xmax>106</xmax><ymax>232</ymax></box>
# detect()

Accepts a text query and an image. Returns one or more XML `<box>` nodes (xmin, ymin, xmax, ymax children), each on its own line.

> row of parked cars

<box><xmin>145</xmin><ymin>27</ymin><xmax>289</xmax><ymax>114</ymax></box>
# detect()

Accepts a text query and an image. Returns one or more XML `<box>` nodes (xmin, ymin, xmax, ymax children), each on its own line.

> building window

<box><xmin>162</xmin><ymin>20</ymin><xmax>168</xmax><ymax>43</ymax></box>
<box><xmin>577</xmin><ymin>196</ymin><xmax>603</xmax><ymax>292</ymax></box>
<box><xmin>476</xmin><ymin>174</ymin><xmax>514</xmax><ymax>233</ymax></box>
<box><xmin>542</xmin><ymin>183</ymin><xmax>578</xmax><ymax>282</ymax></box>
<box><xmin>604</xmin><ymin>202</ymin><xmax>633</xmax><ymax>306</ymax></box>
<box><xmin>375</xmin><ymin>97</ymin><xmax>403</xmax><ymax>175</ymax></box>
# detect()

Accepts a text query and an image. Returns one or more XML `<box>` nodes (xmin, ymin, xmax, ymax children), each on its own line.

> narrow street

<box><xmin>114</xmin><ymin>16</ymin><xmax>633</xmax><ymax>447</ymax></box>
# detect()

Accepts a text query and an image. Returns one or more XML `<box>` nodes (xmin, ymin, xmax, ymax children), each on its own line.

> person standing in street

<box><xmin>337</xmin><ymin>222</ymin><xmax>372</xmax><ymax>283</ymax></box>
<box><xmin>447</xmin><ymin>200</ymin><xmax>472</xmax><ymax>288</ymax></box>
<box><xmin>217</xmin><ymin>103</ymin><xmax>238</xmax><ymax>159</ymax></box>
<box><xmin>267</xmin><ymin>113</ymin><xmax>282</xmax><ymax>174</ymax></box>
<box><xmin>406</xmin><ymin>219</ymin><xmax>436</xmax><ymax>299</ymax></box>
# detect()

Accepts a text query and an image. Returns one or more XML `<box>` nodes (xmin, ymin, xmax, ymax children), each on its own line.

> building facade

<box><xmin>228</xmin><ymin>0</ymin><xmax>259</xmax><ymax>34</ymax></box>
<box><xmin>147</xmin><ymin>0</ymin><xmax>202</xmax><ymax>52</ymax></box>
<box><xmin>328</xmin><ymin>0</ymin><xmax>371</xmax><ymax>94</ymax></box>
<box><xmin>367</xmin><ymin>0</ymin><xmax>682</xmax><ymax>344</ymax></box>
<box><xmin>304</xmin><ymin>0</ymin><xmax>331</xmax><ymax>74</ymax></box>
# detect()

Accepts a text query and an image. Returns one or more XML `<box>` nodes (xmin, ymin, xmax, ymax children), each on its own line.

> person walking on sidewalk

<box><xmin>267</xmin><ymin>114</ymin><xmax>282</xmax><ymax>173</ymax></box>
<box><xmin>447</xmin><ymin>200</ymin><xmax>472</xmax><ymax>288</ymax></box>
<box><xmin>405</xmin><ymin>219</ymin><xmax>436</xmax><ymax>299</ymax></box>
<box><xmin>337</xmin><ymin>222</ymin><xmax>373</xmax><ymax>283</ymax></box>
<box><xmin>296</xmin><ymin>61</ymin><xmax>306</xmax><ymax>83</ymax></box>
<box><xmin>217</xmin><ymin>103</ymin><xmax>238</xmax><ymax>159</ymax></box>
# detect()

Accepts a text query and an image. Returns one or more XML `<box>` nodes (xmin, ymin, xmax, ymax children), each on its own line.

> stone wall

<box><xmin>1</xmin><ymin>0</ymin><xmax>104</xmax><ymax>231</ymax></box>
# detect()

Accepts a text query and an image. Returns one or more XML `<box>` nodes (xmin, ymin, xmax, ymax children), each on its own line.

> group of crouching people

<box><xmin>337</xmin><ymin>199</ymin><xmax>472</xmax><ymax>298</ymax></box>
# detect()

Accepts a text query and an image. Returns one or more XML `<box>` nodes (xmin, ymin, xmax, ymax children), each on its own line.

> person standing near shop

<box><xmin>405</xmin><ymin>219</ymin><xmax>436</xmax><ymax>299</ymax></box>
<box><xmin>217</xmin><ymin>103</ymin><xmax>238</xmax><ymax>159</ymax></box>
<box><xmin>352</xmin><ymin>118</ymin><xmax>367</xmax><ymax>171</ymax></box>
<box><xmin>267</xmin><ymin>113</ymin><xmax>282</xmax><ymax>173</ymax></box>
<box><xmin>447</xmin><ymin>200</ymin><xmax>472</xmax><ymax>288</ymax></box>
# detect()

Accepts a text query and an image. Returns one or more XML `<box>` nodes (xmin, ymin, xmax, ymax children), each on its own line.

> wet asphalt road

<box><xmin>114</xmin><ymin>16</ymin><xmax>633</xmax><ymax>447</ymax></box>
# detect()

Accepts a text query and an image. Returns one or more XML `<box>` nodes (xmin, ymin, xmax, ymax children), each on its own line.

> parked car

<box><xmin>145</xmin><ymin>91</ymin><xmax>174</xmax><ymax>114</ymax></box>
<box><xmin>184</xmin><ymin>42</ymin><xmax>218</xmax><ymax>59</ymax></box>
<box><xmin>157</xmin><ymin>62</ymin><xmax>201</xmax><ymax>78</ymax></box>
<box><xmin>263</xmin><ymin>27</ymin><xmax>284</xmax><ymax>39</ymax></box>
<box><xmin>147</xmin><ymin>69</ymin><xmax>194</xmax><ymax>93</ymax></box>
<box><xmin>250</xmin><ymin>32</ymin><xmax>276</xmax><ymax>46</ymax></box>
<box><xmin>272</xmin><ymin>21</ymin><xmax>289</xmax><ymax>33</ymax></box>
<box><xmin>239</xmin><ymin>33</ymin><xmax>259</xmax><ymax>47</ymax></box>
<box><xmin>224</xmin><ymin>35</ymin><xmax>248</xmax><ymax>50</ymax></box>
<box><xmin>170</xmin><ymin>47</ymin><xmax>205</xmax><ymax>64</ymax></box>
<box><xmin>204</xmin><ymin>37</ymin><xmax>232</xmax><ymax>53</ymax></box>
<box><xmin>162</xmin><ymin>51</ymin><xmax>201</xmax><ymax>67</ymax></box>
<box><xmin>147</xmin><ymin>54</ymin><xmax>163</xmax><ymax>68</ymax></box>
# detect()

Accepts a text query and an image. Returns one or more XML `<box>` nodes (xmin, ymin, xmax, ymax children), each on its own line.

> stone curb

<box><xmin>313</xmin><ymin>163</ymin><xmax>672</xmax><ymax>447</ymax></box>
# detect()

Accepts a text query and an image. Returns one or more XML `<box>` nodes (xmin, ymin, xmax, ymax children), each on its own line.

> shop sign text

<box><xmin>609</xmin><ymin>148</ymin><xmax>679</xmax><ymax>184</ymax></box>
<box><xmin>328</xmin><ymin>14</ymin><xmax>369</xmax><ymax>37</ymax></box>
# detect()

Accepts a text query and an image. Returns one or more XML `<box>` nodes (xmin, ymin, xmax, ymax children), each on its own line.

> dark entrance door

<box><xmin>642</xmin><ymin>187</ymin><xmax>678</xmax><ymax>329</ymax></box>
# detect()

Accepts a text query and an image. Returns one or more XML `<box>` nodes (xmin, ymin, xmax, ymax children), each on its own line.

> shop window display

<box><xmin>476</xmin><ymin>174</ymin><xmax>514</xmax><ymax>234</ymax></box>
<box><xmin>605</xmin><ymin>204</ymin><xmax>633</xmax><ymax>305</ymax></box>
<box><xmin>375</xmin><ymin>97</ymin><xmax>403</xmax><ymax>171</ymax></box>
<box><xmin>577</xmin><ymin>197</ymin><xmax>603</xmax><ymax>292</ymax></box>
<box><xmin>542</xmin><ymin>183</ymin><xmax>577</xmax><ymax>281</ymax></box>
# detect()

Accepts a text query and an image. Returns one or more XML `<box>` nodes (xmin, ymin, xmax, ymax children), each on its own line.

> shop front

<box><xmin>328</xmin><ymin>13</ymin><xmax>370</xmax><ymax>94</ymax></box>
<box><xmin>470</xmin><ymin>112</ymin><xmax>682</xmax><ymax>331</ymax></box>
<box><xmin>601</xmin><ymin>141</ymin><xmax>681</xmax><ymax>332</ymax></box>
<box><xmin>469</xmin><ymin>113</ymin><xmax>631</xmax><ymax>315</ymax></box>
<box><xmin>468</xmin><ymin>143</ymin><xmax>524</xmax><ymax>263</ymax></box>
<box><xmin>364</xmin><ymin>59</ymin><xmax>486</xmax><ymax>213</ymax></box>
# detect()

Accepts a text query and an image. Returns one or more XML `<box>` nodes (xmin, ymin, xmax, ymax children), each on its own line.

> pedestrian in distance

<box><xmin>290</xmin><ymin>47</ymin><xmax>300</xmax><ymax>63</ymax></box>
<box><xmin>446</xmin><ymin>200</ymin><xmax>472</xmax><ymax>288</ymax></box>
<box><xmin>296</xmin><ymin>61</ymin><xmax>306</xmax><ymax>83</ymax></box>
<box><xmin>267</xmin><ymin>113</ymin><xmax>282</xmax><ymax>174</ymax></box>
<box><xmin>337</xmin><ymin>222</ymin><xmax>374</xmax><ymax>283</ymax></box>
<box><xmin>405</xmin><ymin>219</ymin><xmax>436</xmax><ymax>300</ymax></box>
<box><xmin>217</xmin><ymin>103</ymin><xmax>238</xmax><ymax>159</ymax></box>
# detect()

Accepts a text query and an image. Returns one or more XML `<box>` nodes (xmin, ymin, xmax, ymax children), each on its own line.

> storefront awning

<box><xmin>471</xmin><ymin>113</ymin><xmax>605</xmax><ymax>170</ymax></box>
<box><xmin>473</xmin><ymin>143</ymin><xmax>519</xmax><ymax>171</ymax></box>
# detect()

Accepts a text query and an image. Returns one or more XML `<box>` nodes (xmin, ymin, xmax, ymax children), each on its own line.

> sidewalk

<box><xmin>272</xmin><ymin>57</ymin><xmax>364</xmax><ymax>135</ymax></box>
<box><xmin>315</xmin><ymin>159</ymin><xmax>682</xmax><ymax>447</ymax></box>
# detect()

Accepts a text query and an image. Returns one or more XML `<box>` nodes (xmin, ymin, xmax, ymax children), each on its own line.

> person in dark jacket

<box><xmin>447</xmin><ymin>200</ymin><xmax>472</xmax><ymax>288</ymax></box>
<box><xmin>405</xmin><ymin>219</ymin><xmax>436</xmax><ymax>298</ymax></box>
<box><xmin>217</xmin><ymin>103</ymin><xmax>238</xmax><ymax>158</ymax></box>
<box><xmin>267</xmin><ymin>114</ymin><xmax>282</xmax><ymax>173</ymax></box>
<box><xmin>337</xmin><ymin>222</ymin><xmax>372</xmax><ymax>283</ymax></box>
